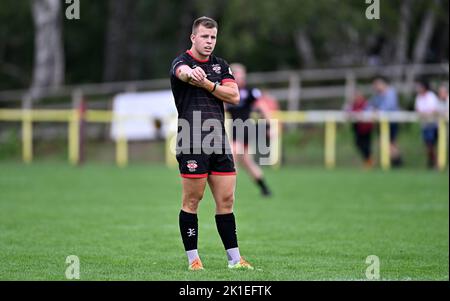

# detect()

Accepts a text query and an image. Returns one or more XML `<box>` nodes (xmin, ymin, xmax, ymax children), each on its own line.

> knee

<box><xmin>183</xmin><ymin>191</ymin><xmax>204</xmax><ymax>212</ymax></box>
<box><xmin>218</xmin><ymin>193</ymin><xmax>235</xmax><ymax>211</ymax></box>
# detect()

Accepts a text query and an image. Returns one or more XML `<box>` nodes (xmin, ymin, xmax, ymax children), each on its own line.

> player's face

<box><xmin>191</xmin><ymin>25</ymin><xmax>217</xmax><ymax>58</ymax></box>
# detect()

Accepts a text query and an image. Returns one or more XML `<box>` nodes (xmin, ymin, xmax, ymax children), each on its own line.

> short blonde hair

<box><xmin>192</xmin><ymin>16</ymin><xmax>218</xmax><ymax>34</ymax></box>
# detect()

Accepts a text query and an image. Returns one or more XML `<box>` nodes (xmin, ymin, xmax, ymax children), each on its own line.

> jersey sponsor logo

<box><xmin>212</xmin><ymin>64</ymin><xmax>221</xmax><ymax>74</ymax></box>
<box><xmin>186</xmin><ymin>160</ymin><xmax>198</xmax><ymax>172</ymax></box>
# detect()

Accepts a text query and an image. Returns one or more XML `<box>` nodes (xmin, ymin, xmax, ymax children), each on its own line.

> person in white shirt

<box><xmin>414</xmin><ymin>79</ymin><xmax>440</xmax><ymax>169</ymax></box>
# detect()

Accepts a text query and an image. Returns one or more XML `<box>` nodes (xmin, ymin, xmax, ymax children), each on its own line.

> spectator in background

<box><xmin>346</xmin><ymin>91</ymin><xmax>374</xmax><ymax>169</ymax></box>
<box><xmin>368</xmin><ymin>76</ymin><xmax>404</xmax><ymax>167</ymax></box>
<box><xmin>414</xmin><ymin>79</ymin><xmax>441</xmax><ymax>169</ymax></box>
<box><xmin>437</xmin><ymin>84</ymin><xmax>449</xmax><ymax>118</ymax></box>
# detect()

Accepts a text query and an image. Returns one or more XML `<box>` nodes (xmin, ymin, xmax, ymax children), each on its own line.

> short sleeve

<box><xmin>170</xmin><ymin>57</ymin><xmax>188</xmax><ymax>77</ymax></box>
<box><xmin>220</xmin><ymin>60</ymin><xmax>236</xmax><ymax>85</ymax></box>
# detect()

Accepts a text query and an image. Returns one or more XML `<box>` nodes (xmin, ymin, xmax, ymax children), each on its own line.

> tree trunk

<box><xmin>412</xmin><ymin>0</ymin><xmax>440</xmax><ymax>64</ymax></box>
<box><xmin>103</xmin><ymin>0</ymin><xmax>138</xmax><ymax>82</ymax></box>
<box><xmin>395</xmin><ymin>0</ymin><xmax>413</xmax><ymax>65</ymax></box>
<box><xmin>30</xmin><ymin>0</ymin><xmax>64</xmax><ymax>99</ymax></box>
<box><xmin>294</xmin><ymin>29</ymin><xmax>316</xmax><ymax>68</ymax></box>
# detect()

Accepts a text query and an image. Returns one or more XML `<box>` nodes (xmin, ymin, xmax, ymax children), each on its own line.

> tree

<box><xmin>103</xmin><ymin>0</ymin><xmax>138</xmax><ymax>82</ymax></box>
<box><xmin>395</xmin><ymin>0</ymin><xmax>413</xmax><ymax>65</ymax></box>
<box><xmin>29</xmin><ymin>0</ymin><xmax>64</xmax><ymax>99</ymax></box>
<box><xmin>413</xmin><ymin>0</ymin><xmax>441</xmax><ymax>64</ymax></box>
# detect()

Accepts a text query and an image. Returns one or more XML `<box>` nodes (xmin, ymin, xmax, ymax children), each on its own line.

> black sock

<box><xmin>215</xmin><ymin>213</ymin><xmax>238</xmax><ymax>250</ymax></box>
<box><xmin>256</xmin><ymin>178</ymin><xmax>271</xmax><ymax>195</ymax></box>
<box><xmin>179</xmin><ymin>210</ymin><xmax>198</xmax><ymax>251</ymax></box>
<box><xmin>391</xmin><ymin>156</ymin><xmax>404</xmax><ymax>167</ymax></box>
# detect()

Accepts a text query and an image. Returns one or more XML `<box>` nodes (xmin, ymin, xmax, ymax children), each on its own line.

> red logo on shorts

<box><xmin>186</xmin><ymin>160</ymin><xmax>198</xmax><ymax>172</ymax></box>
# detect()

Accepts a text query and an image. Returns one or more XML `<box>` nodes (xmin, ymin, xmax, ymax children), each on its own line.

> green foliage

<box><xmin>64</xmin><ymin>0</ymin><xmax>109</xmax><ymax>84</ymax></box>
<box><xmin>0</xmin><ymin>0</ymin><xmax>448</xmax><ymax>89</ymax></box>
<box><xmin>0</xmin><ymin>127</ymin><xmax>20</xmax><ymax>160</ymax></box>
<box><xmin>0</xmin><ymin>0</ymin><xmax>33</xmax><ymax>89</ymax></box>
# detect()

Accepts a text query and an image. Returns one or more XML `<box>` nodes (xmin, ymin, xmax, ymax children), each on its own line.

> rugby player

<box><xmin>170</xmin><ymin>16</ymin><xmax>253</xmax><ymax>271</ymax></box>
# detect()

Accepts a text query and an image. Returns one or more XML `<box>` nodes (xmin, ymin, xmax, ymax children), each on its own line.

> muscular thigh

<box><xmin>182</xmin><ymin>177</ymin><xmax>207</xmax><ymax>200</ymax></box>
<box><xmin>207</xmin><ymin>175</ymin><xmax>236</xmax><ymax>203</ymax></box>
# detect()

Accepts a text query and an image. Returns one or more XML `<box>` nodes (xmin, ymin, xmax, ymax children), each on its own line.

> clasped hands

<box><xmin>187</xmin><ymin>67</ymin><xmax>212</xmax><ymax>89</ymax></box>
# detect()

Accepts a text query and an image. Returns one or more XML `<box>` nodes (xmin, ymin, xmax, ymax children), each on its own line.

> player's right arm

<box><xmin>176</xmin><ymin>65</ymin><xmax>206</xmax><ymax>83</ymax></box>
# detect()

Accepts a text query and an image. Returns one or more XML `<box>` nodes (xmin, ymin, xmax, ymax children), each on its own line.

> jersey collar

<box><xmin>186</xmin><ymin>50</ymin><xmax>210</xmax><ymax>63</ymax></box>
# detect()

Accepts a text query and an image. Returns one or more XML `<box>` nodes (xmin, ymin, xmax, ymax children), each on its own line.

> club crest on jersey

<box><xmin>212</xmin><ymin>64</ymin><xmax>221</xmax><ymax>74</ymax></box>
<box><xmin>186</xmin><ymin>160</ymin><xmax>198</xmax><ymax>172</ymax></box>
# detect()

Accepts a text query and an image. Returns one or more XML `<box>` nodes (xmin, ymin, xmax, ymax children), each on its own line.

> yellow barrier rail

<box><xmin>0</xmin><ymin>109</ymin><xmax>448</xmax><ymax>171</ymax></box>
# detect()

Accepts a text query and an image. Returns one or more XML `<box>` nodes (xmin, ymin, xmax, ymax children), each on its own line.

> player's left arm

<box><xmin>190</xmin><ymin>79</ymin><xmax>240</xmax><ymax>105</ymax></box>
<box><xmin>191</xmin><ymin>60</ymin><xmax>239</xmax><ymax>105</ymax></box>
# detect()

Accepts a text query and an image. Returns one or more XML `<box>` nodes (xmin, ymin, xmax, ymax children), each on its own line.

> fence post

<box><xmin>287</xmin><ymin>73</ymin><xmax>301</xmax><ymax>131</ymax></box>
<box><xmin>404</xmin><ymin>65</ymin><xmax>419</xmax><ymax>98</ymax></box>
<box><xmin>437</xmin><ymin>118</ymin><xmax>448</xmax><ymax>171</ymax></box>
<box><xmin>345</xmin><ymin>71</ymin><xmax>356</xmax><ymax>106</ymax></box>
<box><xmin>324</xmin><ymin>118</ymin><xmax>336</xmax><ymax>169</ymax></box>
<box><xmin>21</xmin><ymin>96</ymin><xmax>33</xmax><ymax>164</ymax></box>
<box><xmin>273</xmin><ymin>119</ymin><xmax>282</xmax><ymax>169</ymax></box>
<box><xmin>380</xmin><ymin>117</ymin><xmax>391</xmax><ymax>170</ymax></box>
<box><xmin>287</xmin><ymin>73</ymin><xmax>301</xmax><ymax>111</ymax></box>
<box><xmin>165</xmin><ymin>116</ymin><xmax>178</xmax><ymax>168</ymax></box>
<box><xmin>68</xmin><ymin>108</ymin><xmax>80</xmax><ymax>165</ymax></box>
<box><xmin>68</xmin><ymin>89</ymin><xmax>83</xmax><ymax>165</ymax></box>
<box><xmin>116</xmin><ymin>117</ymin><xmax>128</xmax><ymax>167</ymax></box>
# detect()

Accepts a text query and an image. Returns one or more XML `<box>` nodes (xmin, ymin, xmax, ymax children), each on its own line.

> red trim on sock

<box><xmin>181</xmin><ymin>173</ymin><xmax>209</xmax><ymax>179</ymax></box>
<box><xmin>210</xmin><ymin>171</ymin><xmax>237</xmax><ymax>176</ymax></box>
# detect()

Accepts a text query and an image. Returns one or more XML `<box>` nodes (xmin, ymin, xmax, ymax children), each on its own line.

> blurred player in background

<box><xmin>226</xmin><ymin>63</ymin><xmax>274</xmax><ymax>197</ymax></box>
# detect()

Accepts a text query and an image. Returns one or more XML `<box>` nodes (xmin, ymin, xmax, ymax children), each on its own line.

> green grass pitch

<box><xmin>0</xmin><ymin>162</ymin><xmax>448</xmax><ymax>280</ymax></box>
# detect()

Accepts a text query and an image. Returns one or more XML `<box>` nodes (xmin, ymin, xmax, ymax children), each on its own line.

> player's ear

<box><xmin>190</xmin><ymin>33</ymin><xmax>196</xmax><ymax>43</ymax></box>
